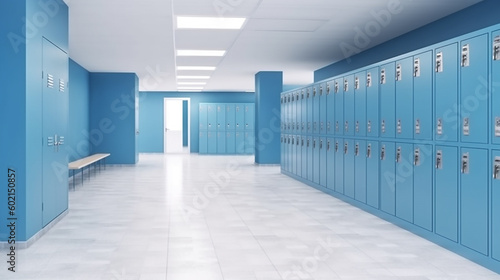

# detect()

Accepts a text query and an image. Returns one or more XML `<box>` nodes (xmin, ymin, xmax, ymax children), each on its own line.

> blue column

<box><xmin>255</xmin><ymin>71</ymin><xmax>283</xmax><ymax>164</ymax></box>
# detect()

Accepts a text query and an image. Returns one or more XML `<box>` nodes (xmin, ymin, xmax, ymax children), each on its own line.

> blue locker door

<box><xmin>217</xmin><ymin>132</ymin><xmax>226</xmax><ymax>154</ymax></box>
<box><xmin>207</xmin><ymin>131</ymin><xmax>217</xmax><ymax>153</ymax></box>
<box><xmin>344</xmin><ymin>75</ymin><xmax>355</xmax><ymax>136</ymax></box>
<box><xmin>395</xmin><ymin>143</ymin><xmax>414</xmax><ymax>223</ymax></box>
<box><xmin>435</xmin><ymin>43</ymin><xmax>459</xmax><ymax>142</ymax></box>
<box><xmin>226</xmin><ymin>132</ymin><xmax>235</xmax><ymax>154</ymax></box>
<box><xmin>319</xmin><ymin>83</ymin><xmax>327</xmax><ymax>135</ymax></box>
<box><xmin>307</xmin><ymin>87</ymin><xmax>313</xmax><ymax>134</ymax></box>
<box><xmin>435</xmin><ymin>146</ymin><xmax>458</xmax><ymax>242</ymax></box>
<box><xmin>235</xmin><ymin>132</ymin><xmax>245</xmax><ymax>154</ymax></box>
<box><xmin>226</xmin><ymin>104</ymin><xmax>235</xmax><ymax>131</ymax></box>
<box><xmin>217</xmin><ymin>104</ymin><xmax>226</xmax><ymax>131</ymax></box>
<box><xmin>334</xmin><ymin>78</ymin><xmax>344</xmax><ymax>135</ymax></box>
<box><xmin>380</xmin><ymin>142</ymin><xmax>396</xmax><ymax>215</ymax></box>
<box><xmin>307</xmin><ymin>137</ymin><xmax>313</xmax><ymax>182</ymax></box>
<box><xmin>291</xmin><ymin>136</ymin><xmax>296</xmax><ymax>175</ymax></box>
<box><xmin>366</xmin><ymin>141</ymin><xmax>380</xmax><ymax>209</ymax></box>
<box><xmin>344</xmin><ymin>139</ymin><xmax>355</xmax><ymax>198</ymax></box>
<box><xmin>244</xmin><ymin>131</ymin><xmax>254</xmax><ymax>154</ymax></box>
<box><xmin>244</xmin><ymin>104</ymin><xmax>255</xmax><ymax>131</ymax></box>
<box><xmin>355</xmin><ymin>72</ymin><xmax>367</xmax><ymax>137</ymax></box>
<box><xmin>413</xmin><ymin>144</ymin><xmax>433</xmax><ymax>231</ymax></box>
<box><xmin>355</xmin><ymin>140</ymin><xmax>367</xmax><ymax>203</ymax></box>
<box><xmin>334</xmin><ymin>139</ymin><xmax>344</xmax><ymax>194</ymax></box>
<box><xmin>326</xmin><ymin>81</ymin><xmax>335</xmax><ymax>135</ymax></box>
<box><xmin>235</xmin><ymin>104</ymin><xmax>244</xmax><ymax>131</ymax></box>
<box><xmin>413</xmin><ymin>51</ymin><xmax>433</xmax><ymax>140</ymax></box>
<box><xmin>301</xmin><ymin>89</ymin><xmax>307</xmax><ymax>134</ymax></box>
<box><xmin>207</xmin><ymin>104</ymin><xmax>217</xmax><ymax>131</ymax></box>
<box><xmin>366</xmin><ymin>68</ymin><xmax>380</xmax><ymax>137</ymax></box>
<box><xmin>380</xmin><ymin>63</ymin><xmax>396</xmax><ymax>138</ymax></box>
<box><xmin>326</xmin><ymin>138</ymin><xmax>335</xmax><ymax>189</ymax></box>
<box><xmin>320</xmin><ymin>137</ymin><xmax>327</xmax><ymax>187</ymax></box>
<box><xmin>493</xmin><ymin>31</ymin><xmax>500</xmax><ymax>145</ymax></box>
<box><xmin>199</xmin><ymin>131</ymin><xmax>207</xmax><ymax>154</ymax></box>
<box><xmin>284</xmin><ymin>135</ymin><xmax>289</xmax><ymax>172</ymax></box>
<box><xmin>296</xmin><ymin>135</ymin><xmax>302</xmax><ymax>178</ymax></box>
<box><xmin>395</xmin><ymin>57</ymin><xmax>414</xmax><ymax>139</ymax></box>
<box><xmin>313</xmin><ymin>137</ymin><xmax>320</xmax><ymax>184</ymax></box>
<box><xmin>313</xmin><ymin>84</ymin><xmax>320</xmax><ymax>134</ymax></box>
<box><xmin>301</xmin><ymin>137</ymin><xmax>308</xmax><ymax>178</ymax></box>
<box><xmin>296</xmin><ymin>91</ymin><xmax>301</xmax><ymax>136</ymax></box>
<box><xmin>280</xmin><ymin>135</ymin><xmax>284</xmax><ymax>168</ymax></box>
<box><xmin>460</xmin><ymin>148</ymin><xmax>488</xmax><ymax>255</ymax></box>
<box><xmin>282</xmin><ymin>94</ymin><xmax>287</xmax><ymax>133</ymax></box>
<box><xmin>199</xmin><ymin>104</ymin><xmax>208</xmax><ymax>131</ymax></box>
<box><xmin>290</xmin><ymin>93</ymin><xmax>295</xmax><ymax>133</ymax></box>
<box><xmin>492</xmin><ymin>150</ymin><xmax>500</xmax><ymax>261</ymax></box>
<box><xmin>460</xmin><ymin>35</ymin><xmax>489</xmax><ymax>144</ymax></box>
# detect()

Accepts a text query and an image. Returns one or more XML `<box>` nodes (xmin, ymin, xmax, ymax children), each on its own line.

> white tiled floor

<box><xmin>1</xmin><ymin>153</ymin><xmax>500</xmax><ymax>280</ymax></box>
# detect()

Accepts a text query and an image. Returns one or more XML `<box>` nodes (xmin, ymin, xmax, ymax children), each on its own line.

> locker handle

<box><xmin>327</xmin><ymin>141</ymin><xmax>330</xmax><ymax>151</ymax></box>
<box><xmin>414</xmin><ymin>148</ymin><xmax>420</xmax><ymax>166</ymax></box>
<box><xmin>344</xmin><ymin>143</ymin><xmax>348</xmax><ymax>155</ymax></box>
<box><xmin>355</xmin><ymin>144</ymin><xmax>359</xmax><ymax>156</ymax></box>
<box><xmin>436</xmin><ymin>151</ymin><xmax>443</xmax><ymax>170</ymax></box>
<box><xmin>494</xmin><ymin>157</ymin><xmax>500</xmax><ymax>180</ymax></box>
<box><xmin>461</xmin><ymin>153</ymin><xmax>469</xmax><ymax>174</ymax></box>
<box><xmin>320</xmin><ymin>140</ymin><xmax>323</xmax><ymax>150</ymax></box>
<box><xmin>335</xmin><ymin>142</ymin><xmax>339</xmax><ymax>152</ymax></box>
<box><xmin>396</xmin><ymin>147</ymin><xmax>402</xmax><ymax>163</ymax></box>
<box><xmin>367</xmin><ymin>144</ymin><xmax>372</xmax><ymax>158</ymax></box>
<box><xmin>381</xmin><ymin>146</ymin><xmax>386</xmax><ymax>160</ymax></box>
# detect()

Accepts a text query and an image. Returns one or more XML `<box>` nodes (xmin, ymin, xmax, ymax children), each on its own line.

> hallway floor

<box><xmin>1</xmin><ymin>153</ymin><xmax>499</xmax><ymax>280</ymax></box>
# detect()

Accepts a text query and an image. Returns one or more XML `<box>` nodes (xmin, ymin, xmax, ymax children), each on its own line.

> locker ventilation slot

<box><xmin>494</xmin><ymin>157</ymin><xmax>500</xmax><ymax>180</ymax></box>
<box><xmin>47</xmin><ymin>74</ymin><xmax>54</xmax><ymax>88</ymax></box>
<box><xmin>47</xmin><ymin>137</ymin><xmax>54</xmax><ymax>146</ymax></box>
<box><xmin>414</xmin><ymin>58</ymin><xmax>421</xmax><ymax>77</ymax></box>
<box><xmin>461</xmin><ymin>153</ymin><xmax>470</xmax><ymax>174</ymax></box>
<box><xmin>397</xmin><ymin>120</ymin><xmax>402</xmax><ymax>134</ymax></box>
<box><xmin>436</xmin><ymin>52</ymin><xmax>443</xmax><ymax>73</ymax></box>
<box><xmin>396</xmin><ymin>64</ymin><xmax>402</xmax><ymax>81</ymax></box>
<box><xmin>59</xmin><ymin>79</ymin><xmax>65</xmax><ymax>92</ymax></box>
<box><xmin>381</xmin><ymin>120</ymin><xmax>386</xmax><ymax>134</ymax></box>
<box><xmin>494</xmin><ymin>36</ymin><xmax>500</xmax><ymax>61</ymax></box>
<box><xmin>461</xmin><ymin>44</ymin><xmax>470</xmax><ymax>67</ymax></box>
<box><xmin>437</xmin><ymin>118</ymin><xmax>443</xmax><ymax>135</ymax></box>
<box><xmin>415</xmin><ymin>119</ymin><xmax>421</xmax><ymax>135</ymax></box>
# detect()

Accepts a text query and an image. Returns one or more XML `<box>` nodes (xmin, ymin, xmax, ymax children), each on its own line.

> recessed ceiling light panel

<box><xmin>176</xmin><ymin>50</ymin><xmax>226</xmax><ymax>57</ymax></box>
<box><xmin>177</xmin><ymin>75</ymin><xmax>211</xmax><ymax>79</ymax></box>
<box><xmin>177</xmin><ymin>66</ymin><xmax>216</xmax><ymax>71</ymax></box>
<box><xmin>177</xmin><ymin>16</ymin><xmax>246</xmax><ymax>30</ymax></box>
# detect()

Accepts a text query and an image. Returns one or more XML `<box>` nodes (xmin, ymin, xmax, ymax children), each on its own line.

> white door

<box><xmin>164</xmin><ymin>99</ymin><xmax>184</xmax><ymax>153</ymax></box>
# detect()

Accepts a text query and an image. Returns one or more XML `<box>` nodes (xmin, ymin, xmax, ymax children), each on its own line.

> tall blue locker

<box><xmin>280</xmin><ymin>95</ymin><xmax>283</xmax><ymax>132</ymax></box>
<box><xmin>301</xmin><ymin>136</ymin><xmax>307</xmax><ymax>178</ymax></box>
<box><xmin>296</xmin><ymin>91</ymin><xmax>302</xmax><ymax>135</ymax></box>
<box><xmin>344</xmin><ymin>75</ymin><xmax>355</xmax><ymax>136</ymax></box>
<box><xmin>366</xmin><ymin>141</ymin><xmax>380</xmax><ymax>208</ymax></box>
<box><xmin>334</xmin><ymin>139</ymin><xmax>344</xmax><ymax>194</ymax></box>
<box><xmin>460</xmin><ymin>148</ymin><xmax>488</xmax><ymax>255</ymax></box>
<box><xmin>492</xmin><ymin>150</ymin><xmax>500</xmax><ymax>261</ymax></box>
<box><xmin>334</xmin><ymin>78</ymin><xmax>344</xmax><ymax>135</ymax></box>
<box><xmin>286</xmin><ymin>135</ymin><xmax>291</xmax><ymax>172</ymax></box>
<box><xmin>226</xmin><ymin>104</ymin><xmax>235</xmax><ymax>130</ymax></box>
<box><xmin>245</xmin><ymin>104</ymin><xmax>255</xmax><ymax>131</ymax></box>
<box><xmin>313</xmin><ymin>137</ymin><xmax>320</xmax><ymax>184</ymax></box>
<box><xmin>217</xmin><ymin>132</ymin><xmax>226</xmax><ymax>154</ymax></box>
<box><xmin>307</xmin><ymin>136</ymin><xmax>313</xmax><ymax>182</ymax></box>
<box><xmin>355</xmin><ymin>140</ymin><xmax>367</xmax><ymax>203</ymax></box>
<box><xmin>380</xmin><ymin>142</ymin><xmax>396</xmax><ymax>215</ymax></box>
<box><xmin>380</xmin><ymin>63</ymin><xmax>396</xmax><ymax>138</ymax></box>
<box><xmin>326</xmin><ymin>138</ymin><xmax>335</xmax><ymax>189</ymax></box>
<box><xmin>395</xmin><ymin>57</ymin><xmax>414</xmax><ymax>139</ymax></box>
<box><xmin>207</xmin><ymin>131</ymin><xmax>217</xmax><ymax>153</ymax></box>
<box><xmin>395</xmin><ymin>143</ymin><xmax>414</xmax><ymax>223</ymax></box>
<box><xmin>313</xmin><ymin>84</ymin><xmax>320</xmax><ymax>134</ymax></box>
<box><xmin>435</xmin><ymin>43</ymin><xmax>459</xmax><ymax>142</ymax></box>
<box><xmin>493</xmin><ymin>31</ymin><xmax>500</xmax><ymax>145</ymax></box>
<box><xmin>307</xmin><ymin>87</ymin><xmax>313</xmax><ymax>134</ymax></box>
<box><xmin>291</xmin><ymin>136</ymin><xmax>296</xmax><ymax>175</ymax></box>
<box><xmin>207</xmin><ymin>104</ymin><xmax>217</xmax><ymax>131</ymax></box>
<box><xmin>235</xmin><ymin>104</ymin><xmax>244</xmax><ymax>131</ymax></box>
<box><xmin>460</xmin><ymin>35</ymin><xmax>489</xmax><ymax>144</ymax></box>
<box><xmin>435</xmin><ymin>146</ymin><xmax>458</xmax><ymax>242</ymax></box>
<box><xmin>244</xmin><ymin>131</ymin><xmax>254</xmax><ymax>154</ymax></box>
<box><xmin>344</xmin><ymin>139</ymin><xmax>355</xmax><ymax>198</ymax></box>
<box><xmin>280</xmin><ymin>135</ymin><xmax>284</xmax><ymax>168</ymax></box>
<box><xmin>199</xmin><ymin>104</ymin><xmax>208</xmax><ymax>131</ymax></box>
<box><xmin>199</xmin><ymin>131</ymin><xmax>208</xmax><ymax>154</ymax></box>
<box><xmin>235</xmin><ymin>132</ymin><xmax>245</xmax><ymax>154</ymax></box>
<box><xmin>217</xmin><ymin>104</ymin><xmax>226</xmax><ymax>131</ymax></box>
<box><xmin>226</xmin><ymin>131</ymin><xmax>235</xmax><ymax>154</ymax></box>
<box><xmin>320</xmin><ymin>137</ymin><xmax>327</xmax><ymax>187</ymax></box>
<box><xmin>326</xmin><ymin>80</ymin><xmax>335</xmax><ymax>135</ymax></box>
<box><xmin>366</xmin><ymin>68</ymin><xmax>380</xmax><ymax>137</ymax></box>
<box><xmin>296</xmin><ymin>135</ymin><xmax>302</xmax><ymax>178</ymax></box>
<box><xmin>301</xmin><ymin>89</ymin><xmax>307</xmax><ymax>134</ymax></box>
<box><xmin>319</xmin><ymin>83</ymin><xmax>327</xmax><ymax>135</ymax></box>
<box><xmin>413</xmin><ymin>144</ymin><xmax>433</xmax><ymax>231</ymax></box>
<box><xmin>355</xmin><ymin>72</ymin><xmax>367</xmax><ymax>137</ymax></box>
<box><xmin>413</xmin><ymin>51</ymin><xmax>433</xmax><ymax>140</ymax></box>
<box><xmin>284</xmin><ymin>94</ymin><xmax>289</xmax><ymax>133</ymax></box>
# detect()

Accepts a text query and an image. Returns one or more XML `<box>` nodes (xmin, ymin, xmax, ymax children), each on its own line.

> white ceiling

<box><xmin>65</xmin><ymin>0</ymin><xmax>483</xmax><ymax>92</ymax></box>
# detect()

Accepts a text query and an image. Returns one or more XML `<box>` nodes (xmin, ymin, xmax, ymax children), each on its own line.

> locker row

<box><xmin>199</xmin><ymin>131</ymin><xmax>255</xmax><ymax>155</ymax></box>
<box><xmin>199</xmin><ymin>103</ymin><xmax>255</xmax><ymax>132</ymax></box>
<box><xmin>281</xmin><ymin>134</ymin><xmax>500</xmax><ymax>261</ymax></box>
<box><xmin>281</xmin><ymin>29</ymin><xmax>500</xmax><ymax>145</ymax></box>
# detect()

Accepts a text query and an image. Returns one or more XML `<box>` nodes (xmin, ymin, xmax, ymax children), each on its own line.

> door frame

<box><xmin>163</xmin><ymin>98</ymin><xmax>191</xmax><ymax>153</ymax></box>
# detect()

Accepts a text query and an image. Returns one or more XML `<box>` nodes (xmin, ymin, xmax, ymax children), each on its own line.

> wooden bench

<box><xmin>69</xmin><ymin>153</ymin><xmax>110</xmax><ymax>189</ymax></box>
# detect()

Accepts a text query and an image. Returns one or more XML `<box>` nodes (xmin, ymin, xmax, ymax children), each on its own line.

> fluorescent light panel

<box><xmin>177</xmin><ymin>75</ymin><xmax>210</xmax><ymax>79</ymax></box>
<box><xmin>178</xmin><ymin>86</ymin><xmax>204</xmax><ymax>90</ymax></box>
<box><xmin>177</xmin><ymin>82</ymin><xmax>207</xmax><ymax>85</ymax></box>
<box><xmin>177</xmin><ymin>66</ymin><xmax>216</xmax><ymax>71</ymax></box>
<box><xmin>177</xmin><ymin>16</ymin><xmax>246</xmax><ymax>30</ymax></box>
<box><xmin>176</xmin><ymin>50</ymin><xmax>226</xmax><ymax>57</ymax></box>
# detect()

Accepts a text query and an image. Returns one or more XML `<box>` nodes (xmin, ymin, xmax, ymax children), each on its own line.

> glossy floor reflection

<box><xmin>1</xmin><ymin>153</ymin><xmax>499</xmax><ymax>280</ymax></box>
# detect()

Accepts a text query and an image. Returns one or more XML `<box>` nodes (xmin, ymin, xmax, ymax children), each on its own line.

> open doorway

<box><xmin>164</xmin><ymin>98</ymin><xmax>190</xmax><ymax>153</ymax></box>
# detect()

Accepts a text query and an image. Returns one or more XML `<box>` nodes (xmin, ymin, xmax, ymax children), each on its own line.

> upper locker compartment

<box><xmin>312</xmin><ymin>83</ymin><xmax>320</xmax><ymax>135</ymax></box>
<box><xmin>319</xmin><ymin>82</ymin><xmax>327</xmax><ymax>135</ymax></box>
<box><xmin>344</xmin><ymin>75</ymin><xmax>355</xmax><ymax>136</ymax></box>
<box><xmin>307</xmin><ymin>86</ymin><xmax>314</xmax><ymax>134</ymax></box>
<box><xmin>326</xmin><ymin>80</ymin><xmax>335</xmax><ymax>135</ymax></box>
<box><xmin>395</xmin><ymin>57</ymin><xmax>414</xmax><ymax>139</ymax></box>
<box><xmin>366</xmin><ymin>67</ymin><xmax>380</xmax><ymax>137</ymax></box>
<box><xmin>354</xmin><ymin>71</ymin><xmax>367</xmax><ymax>137</ymax></box>
<box><xmin>492</xmin><ymin>30</ymin><xmax>500</xmax><ymax>145</ymax></box>
<box><xmin>334</xmin><ymin>77</ymin><xmax>344</xmax><ymax>136</ymax></box>
<box><xmin>413</xmin><ymin>51</ymin><xmax>433</xmax><ymax>141</ymax></box>
<box><xmin>380</xmin><ymin>62</ymin><xmax>396</xmax><ymax>138</ymax></box>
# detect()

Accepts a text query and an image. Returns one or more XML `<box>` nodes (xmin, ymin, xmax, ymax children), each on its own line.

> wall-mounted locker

<box><xmin>326</xmin><ymin>81</ymin><xmax>335</xmax><ymax>135</ymax></box>
<box><xmin>207</xmin><ymin>131</ymin><xmax>217</xmax><ymax>153</ymax></box>
<box><xmin>296</xmin><ymin>91</ymin><xmax>302</xmax><ymax>135</ymax></box>
<box><xmin>460</xmin><ymin>35</ymin><xmax>489</xmax><ymax>144</ymax></box>
<box><xmin>235</xmin><ymin>132</ymin><xmax>245</xmax><ymax>154</ymax></box>
<box><xmin>225</xmin><ymin>132</ymin><xmax>235</xmax><ymax>154</ymax></box>
<box><xmin>313</xmin><ymin>84</ymin><xmax>320</xmax><ymax>134</ymax></box>
<box><xmin>326</xmin><ymin>138</ymin><xmax>335</xmax><ymax>189</ymax></box>
<box><xmin>413</xmin><ymin>51</ymin><xmax>433</xmax><ymax>140</ymax></box>
<box><xmin>355</xmin><ymin>140</ymin><xmax>367</xmax><ymax>203</ymax></box>
<box><xmin>245</xmin><ymin>104</ymin><xmax>255</xmax><ymax>131</ymax></box>
<box><xmin>217</xmin><ymin>132</ymin><xmax>226</xmax><ymax>154</ymax></box>
<box><xmin>366</xmin><ymin>141</ymin><xmax>380</xmax><ymax>209</ymax></box>
<box><xmin>355</xmin><ymin>72</ymin><xmax>367</xmax><ymax>137</ymax></box>
<box><xmin>307</xmin><ymin>87</ymin><xmax>313</xmax><ymax>134</ymax></box>
<box><xmin>395</xmin><ymin>143</ymin><xmax>414</xmax><ymax>223</ymax></box>
<box><xmin>299</xmin><ymin>90</ymin><xmax>305</xmax><ymax>134</ymax></box>
<box><xmin>291</xmin><ymin>136</ymin><xmax>297</xmax><ymax>175</ymax></box>
<box><xmin>380</xmin><ymin>142</ymin><xmax>396</xmax><ymax>215</ymax></box>
<box><xmin>301</xmin><ymin>136</ymin><xmax>308</xmax><ymax>178</ymax></box>
<box><xmin>435</xmin><ymin>43</ymin><xmax>459</xmax><ymax>142</ymax></box>
<box><xmin>235</xmin><ymin>104</ymin><xmax>245</xmax><ymax>131</ymax></box>
<box><xmin>320</xmin><ymin>137</ymin><xmax>327</xmax><ymax>187</ymax></box>
<box><xmin>435</xmin><ymin>146</ymin><xmax>458</xmax><ymax>242</ymax></box>
<box><xmin>395</xmin><ymin>57</ymin><xmax>414</xmax><ymax>139</ymax></box>
<box><xmin>216</xmin><ymin>104</ymin><xmax>226</xmax><ymax>131</ymax></box>
<box><xmin>319</xmin><ymin>83</ymin><xmax>328</xmax><ymax>135</ymax></box>
<box><xmin>199</xmin><ymin>104</ymin><xmax>208</xmax><ymax>131</ymax></box>
<box><xmin>285</xmin><ymin>94</ymin><xmax>290</xmax><ymax>133</ymax></box>
<box><xmin>307</xmin><ymin>136</ymin><xmax>313</xmax><ymax>182</ymax></box>
<box><xmin>284</xmin><ymin>135</ymin><xmax>290</xmax><ymax>172</ymax></box>
<box><xmin>344</xmin><ymin>75</ymin><xmax>355</xmax><ymax>136</ymax></box>
<box><xmin>492</xmin><ymin>150</ymin><xmax>500</xmax><ymax>261</ymax></box>
<box><xmin>334</xmin><ymin>78</ymin><xmax>344</xmax><ymax>135</ymax></box>
<box><xmin>460</xmin><ymin>148</ymin><xmax>488</xmax><ymax>255</ymax></box>
<box><xmin>313</xmin><ymin>137</ymin><xmax>320</xmax><ymax>184</ymax></box>
<box><xmin>344</xmin><ymin>139</ymin><xmax>355</xmax><ymax>198</ymax></box>
<box><xmin>199</xmin><ymin>131</ymin><xmax>208</xmax><ymax>154</ymax></box>
<box><xmin>280</xmin><ymin>134</ymin><xmax>284</xmax><ymax>168</ymax></box>
<box><xmin>492</xmin><ymin>31</ymin><xmax>500</xmax><ymax>145</ymax></box>
<box><xmin>366</xmin><ymin>68</ymin><xmax>380</xmax><ymax>137</ymax></box>
<box><xmin>296</xmin><ymin>135</ymin><xmax>302</xmax><ymax>178</ymax></box>
<box><xmin>290</xmin><ymin>93</ymin><xmax>296</xmax><ymax>133</ymax></box>
<box><xmin>380</xmin><ymin>63</ymin><xmax>396</xmax><ymax>138</ymax></box>
<box><xmin>334</xmin><ymin>138</ymin><xmax>344</xmax><ymax>194</ymax></box>
<box><xmin>244</xmin><ymin>131</ymin><xmax>254</xmax><ymax>154</ymax></box>
<box><xmin>226</xmin><ymin>104</ymin><xmax>235</xmax><ymax>130</ymax></box>
<box><xmin>207</xmin><ymin>104</ymin><xmax>217</xmax><ymax>131</ymax></box>
<box><xmin>413</xmin><ymin>144</ymin><xmax>433</xmax><ymax>231</ymax></box>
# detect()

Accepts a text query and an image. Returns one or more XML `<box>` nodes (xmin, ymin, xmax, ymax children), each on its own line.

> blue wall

<box><xmin>139</xmin><ymin>92</ymin><xmax>255</xmax><ymax>153</ymax></box>
<box><xmin>90</xmin><ymin>73</ymin><xmax>139</xmax><ymax>164</ymax></box>
<box><xmin>68</xmin><ymin>59</ymin><xmax>90</xmax><ymax>162</ymax></box>
<box><xmin>315</xmin><ymin>0</ymin><xmax>500</xmax><ymax>81</ymax></box>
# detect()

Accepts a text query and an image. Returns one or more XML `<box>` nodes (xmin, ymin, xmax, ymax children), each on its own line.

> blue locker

<box><xmin>344</xmin><ymin>139</ymin><xmax>355</xmax><ymax>198</ymax></box>
<box><xmin>307</xmin><ymin>136</ymin><xmax>313</xmax><ymax>182</ymax></box>
<box><xmin>380</xmin><ymin>142</ymin><xmax>396</xmax><ymax>215</ymax></box>
<box><xmin>380</xmin><ymin>63</ymin><xmax>396</xmax><ymax>138</ymax></box>
<box><xmin>226</xmin><ymin>104</ymin><xmax>235</xmax><ymax>131</ymax></box>
<box><xmin>235</xmin><ymin>104</ymin><xmax>245</xmax><ymax>131</ymax></box>
<box><xmin>226</xmin><ymin>131</ymin><xmax>235</xmax><ymax>154</ymax></box>
<box><xmin>326</xmin><ymin>80</ymin><xmax>335</xmax><ymax>135</ymax></box>
<box><xmin>460</xmin><ymin>35</ymin><xmax>489</xmax><ymax>144</ymax></box>
<box><xmin>366</xmin><ymin>141</ymin><xmax>380</xmax><ymax>209</ymax></box>
<box><xmin>395</xmin><ymin>143</ymin><xmax>414</xmax><ymax>223</ymax></box>
<box><xmin>217</xmin><ymin>132</ymin><xmax>226</xmax><ymax>154</ymax></box>
<box><xmin>245</xmin><ymin>103</ymin><xmax>255</xmax><ymax>131</ymax></box>
<box><xmin>413</xmin><ymin>144</ymin><xmax>433</xmax><ymax>231</ymax></box>
<box><xmin>492</xmin><ymin>150</ymin><xmax>500</xmax><ymax>261</ymax></box>
<box><xmin>355</xmin><ymin>72</ymin><xmax>367</xmax><ymax>137</ymax></box>
<box><xmin>334</xmin><ymin>139</ymin><xmax>344</xmax><ymax>194</ymax></box>
<box><xmin>301</xmin><ymin>136</ymin><xmax>308</xmax><ymax>178</ymax></box>
<box><xmin>217</xmin><ymin>104</ymin><xmax>226</xmax><ymax>131</ymax></box>
<box><xmin>207</xmin><ymin>131</ymin><xmax>217</xmax><ymax>153</ymax></box>
<box><xmin>207</xmin><ymin>104</ymin><xmax>217</xmax><ymax>131</ymax></box>
<box><xmin>307</xmin><ymin>87</ymin><xmax>313</xmax><ymax>134</ymax></box>
<box><xmin>320</xmin><ymin>137</ymin><xmax>327</xmax><ymax>187</ymax></box>
<box><xmin>435</xmin><ymin>146</ymin><xmax>458</xmax><ymax>242</ymax></box>
<box><xmin>460</xmin><ymin>148</ymin><xmax>488</xmax><ymax>255</ymax></box>
<box><xmin>199</xmin><ymin>104</ymin><xmax>208</xmax><ymax>131</ymax></box>
<box><xmin>435</xmin><ymin>43</ymin><xmax>459</xmax><ymax>142</ymax></box>
<box><xmin>313</xmin><ymin>137</ymin><xmax>320</xmax><ymax>184</ymax></box>
<box><xmin>291</xmin><ymin>136</ymin><xmax>296</xmax><ymax>175</ymax></box>
<box><xmin>413</xmin><ymin>51</ymin><xmax>433</xmax><ymax>140</ymax></box>
<box><xmin>334</xmin><ymin>78</ymin><xmax>344</xmax><ymax>135</ymax></box>
<box><xmin>296</xmin><ymin>91</ymin><xmax>301</xmax><ymax>135</ymax></box>
<box><xmin>285</xmin><ymin>135</ymin><xmax>290</xmax><ymax>172</ymax></box>
<box><xmin>296</xmin><ymin>135</ymin><xmax>302</xmax><ymax>178</ymax></box>
<box><xmin>355</xmin><ymin>140</ymin><xmax>367</xmax><ymax>203</ymax></box>
<box><xmin>199</xmin><ymin>131</ymin><xmax>207</xmax><ymax>154</ymax></box>
<box><xmin>344</xmin><ymin>75</ymin><xmax>355</xmax><ymax>136</ymax></box>
<box><xmin>282</xmin><ymin>94</ymin><xmax>287</xmax><ymax>133</ymax></box>
<box><xmin>313</xmin><ymin>84</ymin><xmax>320</xmax><ymax>134</ymax></box>
<box><xmin>366</xmin><ymin>68</ymin><xmax>380</xmax><ymax>137</ymax></box>
<box><xmin>235</xmin><ymin>131</ymin><xmax>245</xmax><ymax>154</ymax></box>
<box><xmin>493</xmin><ymin>31</ymin><xmax>500</xmax><ymax>145</ymax></box>
<box><xmin>244</xmin><ymin>131</ymin><xmax>255</xmax><ymax>154</ymax></box>
<box><xmin>280</xmin><ymin>135</ymin><xmax>283</xmax><ymax>168</ymax></box>
<box><xmin>326</xmin><ymin>138</ymin><xmax>335</xmax><ymax>189</ymax></box>
<box><xmin>395</xmin><ymin>57</ymin><xmax>414</xmax><ymax>139</ymax></box>
<box><xmin>319</xmin><ymin>83</ymin><xmax>328</xmax><ymax>135</ymax></box>
<box><xmin>301</xmin><ymin>89</ymin><xmax>307</xmax><ymax>134</ymax></box>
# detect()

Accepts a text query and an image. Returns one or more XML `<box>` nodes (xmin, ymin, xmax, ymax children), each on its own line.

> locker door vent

<box><xmin>47</xmin><ymin>73</ymin><xmax>54</xmax><ymax>88</ymax></box>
